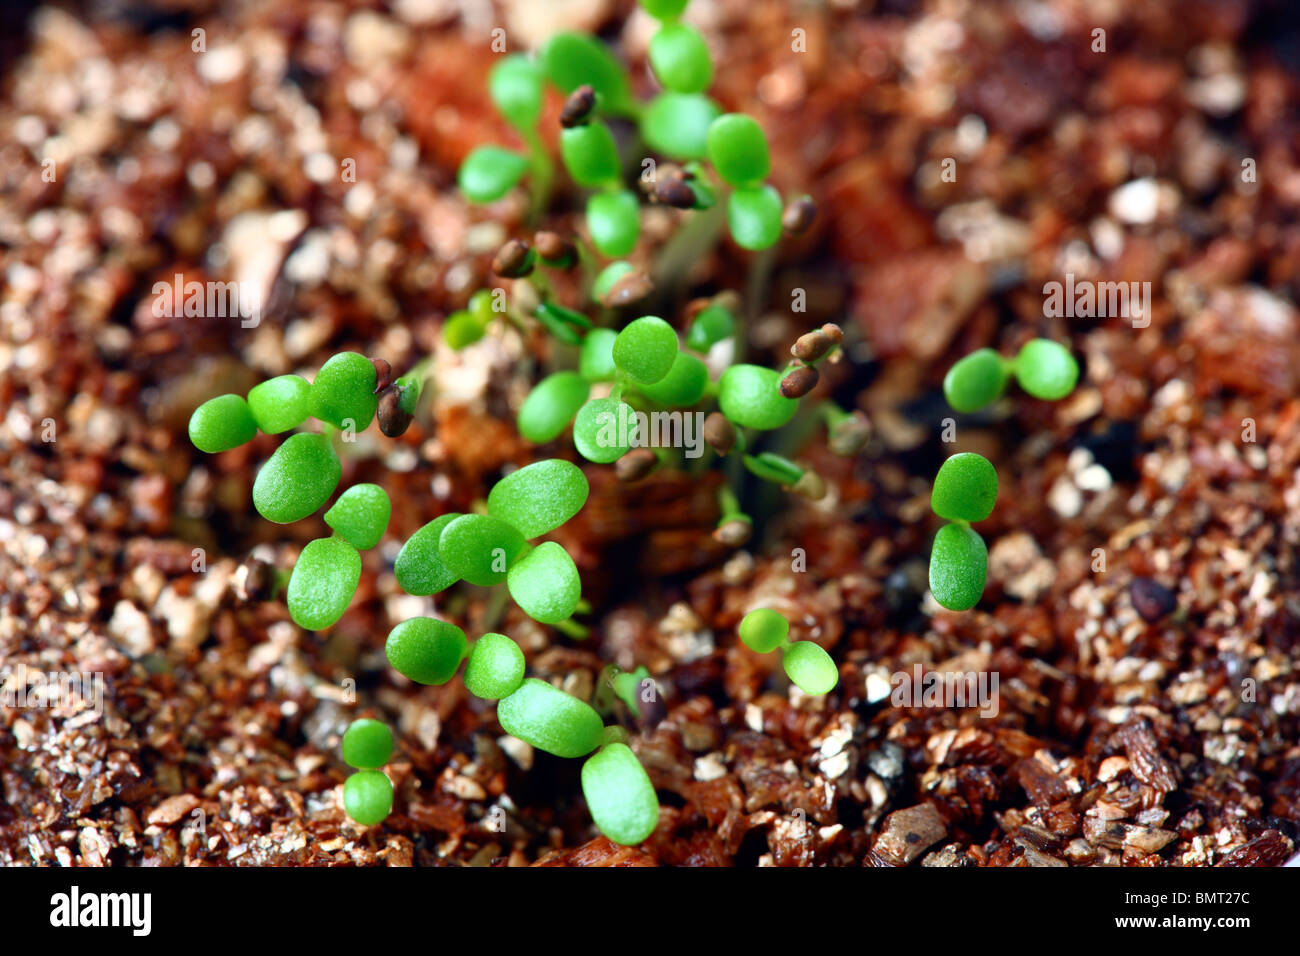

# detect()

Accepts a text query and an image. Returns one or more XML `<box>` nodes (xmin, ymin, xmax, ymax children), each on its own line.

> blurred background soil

<box><xmin>2</xmin><ymin>0</ymin><xmax>1300</xmax><ymax>866</ymax></box>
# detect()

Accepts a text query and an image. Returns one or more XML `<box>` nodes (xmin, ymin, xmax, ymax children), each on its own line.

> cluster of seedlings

<box><xmin>929</xmin><ymin>339</ymin><xmax>1080</xmax><ymax>610</ymax></box>
<box><xmin>185</xmin><ymin>0</ymin><xmax>1081</xmax><ymax>849</ymax></box>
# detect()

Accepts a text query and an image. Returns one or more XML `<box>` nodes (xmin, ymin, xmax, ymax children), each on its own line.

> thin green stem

<box><xmin>522</xmin><ymin>126</ymin><xmax>554</xmax><ymax>224</ymax></box>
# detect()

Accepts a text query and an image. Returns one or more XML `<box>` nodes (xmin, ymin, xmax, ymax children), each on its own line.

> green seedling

<box><xmin>737</xmin><ymin>608</ymin><xmax>839</xmax><ymax>695</ymax></box>
<box><xmin>944</xmin><ymin>339</ymin><xmax>1079</xmax><ymax>412</ymax></box>
<box><xmin>718</xmin><ymin>364</ymin><xmax>797</xmax><ymax>430</ymax></box>
<box><xmin>497</xmin><ymin>678</ymin><xmax>605</xmax><ymax>759</ymax></box>
<box><xmin>310</xmin><ymin>351</ymin><xmax>378</xmax><ymax>430</ymax></box>
<box><xmin>648</xmin><ymin>22</ymin><xmax>713</xmax><ymax>93</ymax></box>
<box><xmin>612</xmin><ymin>316</ymin><xmax>678</xmax><ymax>385</ymax></box>
<box><xmin>385</xmin><ymin>617</ymin><xmax>467</xmax><ymax>685</ymax></box>
<box><xmin>927</xmin><ymin>452</ymin><xmax>997</xmax><ymax>612</ymax></box>
<box><xmin>581</xmin><ymin>742</ymin><xmax>659</xmax><ymax>846</ymax></box>
<box><xmin>517</xmin><ymin>371</ymin><xmax>591</xmax><ymax>443</ymax></box>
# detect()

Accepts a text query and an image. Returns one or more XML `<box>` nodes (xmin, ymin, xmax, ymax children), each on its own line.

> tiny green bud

<box><xmin>518</xmin><ymin>372</ymin><xmax>590</xmax><ymax>444</ymax></box>
<box><xmin>489</xmin><ymin>54</ymin><xmax>543</xmax><ymax>130</ymax></box>
<box><xmin>727</xmin><ymin>184</ymin><xmax>784</xmax><ymax>250</ymax></box>
<box><xmin>685</xmin><ymin>303</ymin><xmax>735</xmax><ymax>352</ymax></box>
<box><xmin>641</xmin><ymin>92</ymin><xmax>719</xmax><ymax>160</ymax></box>
<box><xmin>943</xmin><ymin>348</ymin><xmax>1009</xmax><ymax>413</ymax></box>
<box><xmin>561</xmin><ymin>122</ymin><xmax>621</xmax><ymax>187</ymax></box>
<box><xmin>579</xmin><ymin>327</ymin><xmax>620</xmax><ymax>382</ymax></box>
<box><xmin>717</xmin><ymin>364</ymin><xmax>797</xmax><ymax>430</ymax></box>
<box><xmin>649</xmin><ymin>22</ymin><xmax>713</xmax><ymax>93</ymax></box>
<box><xmin>438</xmin><ymin>514</ymin><xmax>527</xmax><ymax>587</ymax></box>
<box><xmin>506</xmin><ymin>541</ymin><xmax>582</xmax><ymax>624</ymax></box>
<box><xmin>638</xmin><ymin>351</ymin><xmax>708</xmax><ymax>406</ymax></box>
<box><xmin>574</xmin><ymin>397</ymin><xmax>636</xmax><ymax>463</ymax></box>
<box><xmin>586</xmin><ymin>190</ymin><xmax>640</xmax><ymax>257</ymax></box>
<box><xmin>458</xmin><ymin>146</ymin><xmax>529</xmax><ymax>203</ymax></box>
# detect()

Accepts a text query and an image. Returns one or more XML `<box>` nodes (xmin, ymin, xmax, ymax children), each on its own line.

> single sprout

<box><xmin>188</xmin><ymin>394</ymin><xmax>258</xmax><ymax>453</ymax></box>
<box><xmin>518</xmin><ymin>371</ymin><xmax>591</xmax><ymax>443</ymax></box>
<box><xmin>443</xmin><ymin>309</ymin><xmax>486</xmax><ymax>350</ymax></box>
<box><xmin>943</xmin><ymin>347</ymin><xmax>1008</xmax><ymax>413</ymax></box>
<box><xmin>639</xmin><ymin>351</ymin><xmax>709</xmax><ymax>406</ymax></box>
<box><xmin>586</xmin><ymin>190</ymin><xmax>640</xmax><ymax>257</ymax></box>
<box><xmin>561</xmin><ymin>121</ymin><xmax>621</xmax><ymax>187</ymax></box>
<box><xmin>717</xmin><ymin>364</ymin><xmax>797</xmax><ymax>430</ymax></box>
<box><xmin>574</xmin><ymin>397</ymin><xmax>635</xmax><ymax>463</ymax></box>
<box><xmin>246</xmin><ymin>375</ymin><xmax>311</xmax><ymax>435</ymax></box>
<box><xmin>782</xmin><ymin>641</ymin><xmax>839</xmax><ymax>695</ymax></box>
<box><xmin>343</xmin><ymin>770</ymin><xmax>393</xmax><ymax>826</ymax></box>
<box><xmin>739</xmin><ymin>608</ymin><xmax>788</xmax><ymax>653</ymax></box>
<box><xmin>506</xmin><ymin>541</ymin><xmax>582</xmax><ymax>624</ymax></box>
<box><xmin>310</xmin><ymin>352</ymin><xmax>378</xmax><ymax>431</ymax></box>
<box><xmin>930</xmin><ymin>452</ymin><xmax>997</xmax><ymax>523</ymax></box>
<box><xmin>1014</xmin><ymin>338</ymin><xmax>1079</xmax><ymax>401</ymax></box>
<box><xmin>581</xmin><ymin>742</ymin><xmax>660</xmax><ymax>846</ymax></box>
<box><xmin>613</xmin><ymin>316</ymin><xmax>678</xmax><ymax>385</ymax></box>
<box><xmin>342</xmin><ymin>718</ymin><xmax>393</xmax><ymax>770</ymax></box>
<box><xmin>928</xmin><ymin>522</ymin><xmax>988</xmax><ymax>612</ymax></box>
<box><xmin>486</xmin><ymin>458</ymin><xmax>589</xmax><ymax>539</ymax></box>
<box><xmin>706</xmin><ymin>113</ymin><xmax>770</xmax><ymax>186</ymax></box>
<box><xmin>385</xmin><ymin>616</ymin><xmax>468</xmax><ymax>685</ymax></box>
<box><xmin>648</xmin><ymin>22</ymin><xmax>713</xmax><ymax>93</ymax></box>
<box><xmin>324</xmin><ymin>483</ymin><xmax>391</xmax><ymax>550</ymax></box>
<box><xmin>464</xmin><ymin>633</ymin><xmax>526</xmax><ymax>700</ymax></box>
<box><xmin>252</xmin><ymin>432</ymin><xmax>341</xmax><ymax>524</ymax></box>
<box><xmin>394</xmin><ymin>512</ymin><xmax>462</xmax><ymax>595</ymax></box>
<box><xmin>458</xmin><ymin>146</ymin><xmax>529</xmax><ymax>203</ymax></box>
<box><xmin>713</xmin><ymin>516</ymin><xmax>752</xmax><ymax>547</ymax></box>
<box><xmin>438</xmin><ymin>514</ymin><xmax>527</xmax><ymax>586</ymax></box>
<box><xmin>497</xmin><ymin>678</ymin><xmax>605</xmax><ymax>758</ymax></box>
<box><xmin>727</xmin><ymin>184</ymin><xmax>784</xmax><ymax>250</ymax></box>
<box><xmin>286</xmin><ymin>536</ymin><xmax>362</xmax><ymax>630</ymax></box>
<box><xmin>534</xmin><ymin>302</ymin><xmax>590</xmax><ymax>345</ymax></box>
<box><xmin>579</xmin><ymin>327</ymin><xmax>619</xmax><ymax>381</ymax></box>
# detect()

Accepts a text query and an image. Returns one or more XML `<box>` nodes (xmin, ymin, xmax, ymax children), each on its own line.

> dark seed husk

<box><xmin>1130</xmin><ymin>577</ymin><xmax>1177</xmax><ymax>622</ymax></box>
<box><xmin>241</xmin><ymin>557</ymin><xmax>275</xmax><ymax>602</ymax></box>
<box><xmin>369</xmin><ymin>357</ymin><xmax>392</xmax><ymax>393</ymax></box>
<box><xmin>791</xmin><ymin>469</ymin><xmax>827</xmax><ymax>500</ymax></box>
<box><xmin>792</xmin><ymin>329</ymin><xmax>834</xmax><ymax>363</ymax></box>
<box><xmin>534</xmin><ymin>231</ymin><xmax>575</xmax><ymax>268</ymax></box>
<box><xmin>654</xmin><ymin>178</ymin><xmax>696</xmax><ymax>208</ymax></box>
<box><xmin>782</xmin><ymin>195</ymin><xmax>817</xmax><ymax>236</ymax></box>
<box><xmin>601</xmin><ymin>271</ymin><xmax>654</xmax><ymax>308</ymax></box>
<box><xmin>492</xmin><ymin>239</ymin><xmax>534</xmax><ymax>278</ymax></box>
<box><xmin>560</xmin><ymin>85</ymin><xmax>596</xmax><ymax>128</ymax></box>
<box><xmin>821</xmin><ymin>322</ymin><xmax>843</xmax><ymax>344</ymax></box>
<box><xmin>615</xmin><ymin>448</ymin><xmax>659</xmax><ymax>482</ymax></box>
<box><xmin>780</xmin><ymin>365</ymin><xmax>820</xmax><ymax>398</ymax></box>
<box><xmin>703</xmin><ymin>412</ymin><xmax>737</xmax><ymax>455</ymax></box>
<box><xmin>377</xmin><ymin>384</ymin><xmax>414</xmax><ymax>437</ymax></box>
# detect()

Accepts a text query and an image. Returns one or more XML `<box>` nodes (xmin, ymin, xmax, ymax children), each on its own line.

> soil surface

<box><xmin>2</xmin><ymin>0</ymin><xmax>1299</xmax><ymax>866</ymax></box>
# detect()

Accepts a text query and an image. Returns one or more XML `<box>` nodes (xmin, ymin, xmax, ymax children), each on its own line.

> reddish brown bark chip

<box><xmin>871</xmin><ymin>803</ymin><xmax>948</xmax><ymax>866</ymax></box>
<box><xmin>1219</xmin><ymin>831</ymin><xmax>1295</xmax><ymax>867</ymax></box>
